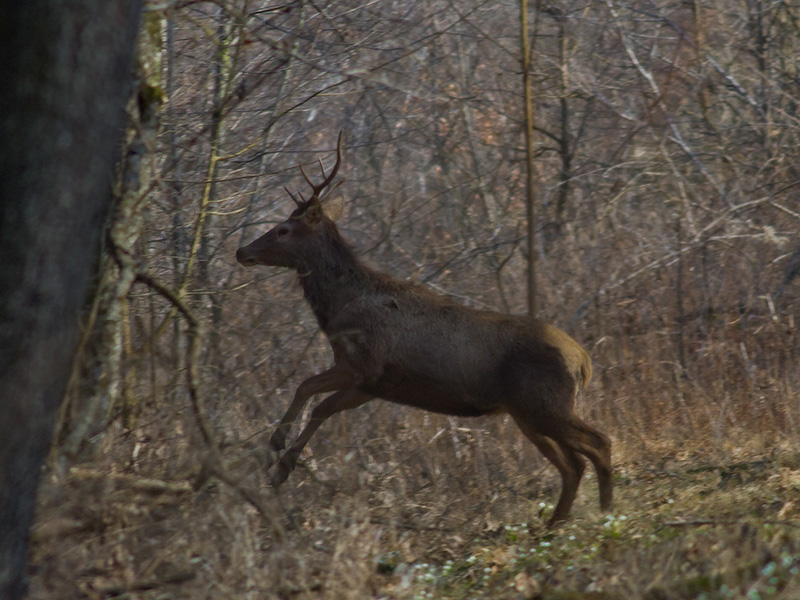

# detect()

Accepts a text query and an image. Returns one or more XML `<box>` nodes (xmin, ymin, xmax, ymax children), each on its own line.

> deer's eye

<box><xmin>276</xmin><ymin>226</ymin><xmax>291</xmax><ymax>238</ymax></box>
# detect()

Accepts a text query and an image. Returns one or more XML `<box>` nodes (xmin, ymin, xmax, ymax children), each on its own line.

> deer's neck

<box><xmin>298</xmin><ymin>232</ymin><xmax>374</xmax><ymax>331</ymax></box>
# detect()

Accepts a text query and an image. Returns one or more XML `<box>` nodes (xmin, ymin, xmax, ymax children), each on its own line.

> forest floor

<box><xmin>28</xmin><ymin>436</ymin><xmax>800</xmax><ymax>600</ymax></box>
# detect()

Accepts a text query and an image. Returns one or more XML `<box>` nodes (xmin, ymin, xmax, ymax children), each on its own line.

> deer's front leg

<box><xmin>272</xmin><ymin>388</ymin><xmax>373</xmax><ymax>487</ymax></box>
<box><xmin>268</xmin><ymin>363</ymin><xmax>359</xmax><ymax>460</ymax></box>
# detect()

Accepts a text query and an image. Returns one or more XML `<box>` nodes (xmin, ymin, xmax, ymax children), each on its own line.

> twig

<box><xmin>598</xmin><ymin>197</ymin><xmax>773</xmax><ymax>295</ymax></box>
<box><xmin>661</xmin><ymin>518</ymin><xmax>800</xmax><ymax>528</ymax></box>
<box><xmin>131</xmin><ymin>269</ymin><xmax>285</xmax><ymax>541</ymax></box>
<box><xmin>368</xmin><ymin>515</ymin><xmax>456</xmax><ymax>533</ymax></box>
<box><xmin>133</xmin><ymin>270</ymin><xmax>216</xmax><ymax>450</ymax></box>
<box><xmin>199</xmin><ymin>453</ymin><xmax>286</xmax><ymax>540</ymax></box>
<box><xmin>69</xmin><ymin>467</ymin><xmax>192</xmax><ymax>495</ymax></box>
<box><xmin>92</xmin><ymin>570</ymin><xmax>196</xmax><ymax>597</ymax></box>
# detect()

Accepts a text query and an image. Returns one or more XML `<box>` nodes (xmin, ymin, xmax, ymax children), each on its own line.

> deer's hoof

<box><xmin>545</xmin><ymin>512</ymin><xmax>569</xmax><ymax>529</ymax></box>
<box><xmin>269</xmin><ymin>434</ymin><xmax>285</xmax><ymax>453</ymax></box>
<box><xmin>271</xmin><ymin>459</ymin><xmax>291</xmax><ymax>488</ymax></box>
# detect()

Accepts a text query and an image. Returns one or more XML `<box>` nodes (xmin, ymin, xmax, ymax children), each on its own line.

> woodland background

<box><xmin>29</xmin><ymin>0</ymin><xmax>800</xmax><ymax>598</ymax></box>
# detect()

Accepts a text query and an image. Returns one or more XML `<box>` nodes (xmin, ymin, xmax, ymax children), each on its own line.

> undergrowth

<box><xmin>29</xmin><ymin>427</ymin><xmax>800</xmax><ymax>599</ymax></box>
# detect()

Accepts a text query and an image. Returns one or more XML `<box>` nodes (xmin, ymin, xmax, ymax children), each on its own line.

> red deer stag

<box><xmin>236</xmin><ymin>133</ymin><xmax>612</xmax><ymax>525</ymax></box>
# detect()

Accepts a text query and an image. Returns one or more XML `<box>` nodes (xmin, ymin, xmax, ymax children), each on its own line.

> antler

<box><xmin>297</xmin><ymin>131</ymin><xmax>343</xmax><ymax>202</ymax></box>
<box><xmin>284</xmin><ymin>187</ymin><xmax>304</xmax><ymax>208</ymax></box>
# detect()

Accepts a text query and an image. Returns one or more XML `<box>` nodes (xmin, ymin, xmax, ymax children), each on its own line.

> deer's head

<box><xmin>236</xmin><ymin>133</ymin><xmax>344</xmax><ymax>270</ymax></box>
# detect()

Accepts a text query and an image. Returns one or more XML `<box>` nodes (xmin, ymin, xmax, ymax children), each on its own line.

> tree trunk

<box><xmin>0</xmin><ymin>2</ymin><xmax>141</xmax><ymax>598</ymax></box>
<box><xmin>56</xmin><ymin>5</ymin><xmax>165</xmax><ymax>461</ymax></box>
<box><xmin>519</xmin><ymin>0</ymin><xmax>537</xmax><ymax>316</ymax></box>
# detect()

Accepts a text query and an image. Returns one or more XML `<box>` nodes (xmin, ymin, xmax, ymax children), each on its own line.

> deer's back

<box><xmin>325</xmin><ymin>281</ymin><xmax>591</xmax><ymax>413</ymax></box>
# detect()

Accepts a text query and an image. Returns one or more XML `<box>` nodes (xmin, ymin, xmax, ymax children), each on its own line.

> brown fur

<box><xmin>235</xmin><ymin>137</ymin><xmax>612</xmax><ymax>525</ymax></box>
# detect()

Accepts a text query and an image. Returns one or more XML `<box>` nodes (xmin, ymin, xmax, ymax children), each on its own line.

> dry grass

<box><xmin>29</xmin><ymin>385</ymin><xmax>800</xmax><ymax>600</ymax></box>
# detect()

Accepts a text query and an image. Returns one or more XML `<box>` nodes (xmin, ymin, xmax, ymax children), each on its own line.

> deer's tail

<box><xmin>579</xmin><ymin>353</ymin><xmax>593</xmax><ymax>390</ymax></box>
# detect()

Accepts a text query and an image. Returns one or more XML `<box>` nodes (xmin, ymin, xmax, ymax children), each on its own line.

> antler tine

<box><xmin>297</xmin><ymin>131</ymin><xmax>344</xmax><ymax>199</ymax></box>
<box><xmin>284</xmin><ymin>186</ymin><xmax>303</xmax><ymax>208</ymax></box>
<box><xmin>298</xmin><ymin>162</ymin><xmax>315</xmax><ymax>191</ymax></box>
<box><xmin>326</xmin><ymin>130</ymin><xmax>343</xmax><ymax>186</ymax></box>
<box><xmin>313</xmin><ymin>131</ymin><xmax>343</xmax><ymax>195</ymax></box>
<box><xmin>316</xmin><ymin>157</ymin><xmax>327</xmax><ymax>182</ymax></box>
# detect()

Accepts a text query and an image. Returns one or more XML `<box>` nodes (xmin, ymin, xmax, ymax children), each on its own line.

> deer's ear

<box><xmin>303</xmin><ymin>202</ymin><xmax>324</xmax><ymax>226</ymax></box>
<box><xmin>322</xmin><ymin>195</ymin><xmax>344</xmax><ymax>222</ymax></box>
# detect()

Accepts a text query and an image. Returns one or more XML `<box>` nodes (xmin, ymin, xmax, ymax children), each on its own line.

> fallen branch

<box><xmin>92</xmin><ymin>569</ymin><xmax>196</xmax><ymax>597</ymax></box>
<box><xmin>69</xmin><ymin>467</ymin><xmax>192</xmax><ymax>495</ymax></box>
<box><xmin>662</xmin><ymin>518</ymin><xmax>800</xmax><ymax>528</ymax></box>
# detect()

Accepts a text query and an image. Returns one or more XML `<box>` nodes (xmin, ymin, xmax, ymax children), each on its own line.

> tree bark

<box><xmin>0</xmin><ymin>2</ymin><xmax>141</xmax><ymax>598</ymax></box>
<box><xmin>56</xmin><ymin>4</ymin><xmax>165</xmax><ymax>459</ymax></box>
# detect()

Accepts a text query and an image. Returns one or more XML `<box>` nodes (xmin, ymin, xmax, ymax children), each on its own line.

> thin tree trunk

<box><xmin>520</xmin><ymin>0</ymin><xmax>537</xmax><ymax>316</ymax></box>
<box><xmin>555</xmin><ymin>12</ymin><xmax>571</xmax><ymax>231</ymax></box>
<box><xmin>167</xmin><ymin>15</ymin><xmax>187</xmax><ymax>377</ymax></box>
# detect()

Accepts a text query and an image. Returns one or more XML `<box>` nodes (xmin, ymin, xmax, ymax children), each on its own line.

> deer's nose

<box><xmin>236</xmin><ymin>247</ymin><xmax>256</xmax><ymax>267</ymax></box>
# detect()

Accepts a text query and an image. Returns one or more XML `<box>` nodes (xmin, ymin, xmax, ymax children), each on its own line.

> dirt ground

<box><xmin>27</xmin><ymin>427</ymin><xmax>800</xmax><ymax>599</ymax></box>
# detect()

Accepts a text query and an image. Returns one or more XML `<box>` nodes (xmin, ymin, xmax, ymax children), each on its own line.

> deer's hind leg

<box><xmin>272</xmin><ymin>388</ymin><xmax>373</xmax><ymax>487</ymax></box>
<box><xmin>511</xmin><ymin>415</ymin><xmax>586</xmax><ymax>527</ymax></box>
<box><xmin>560</xmin><ymin>416</ymin><xmax>613</xmax><ymax>511</ymax></box>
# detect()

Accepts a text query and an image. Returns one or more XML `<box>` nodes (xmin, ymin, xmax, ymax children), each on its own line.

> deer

<box><xmin>235</xmin><ymin>133</ymin><xmax>612</xmax><ymax>526</ymax></box>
